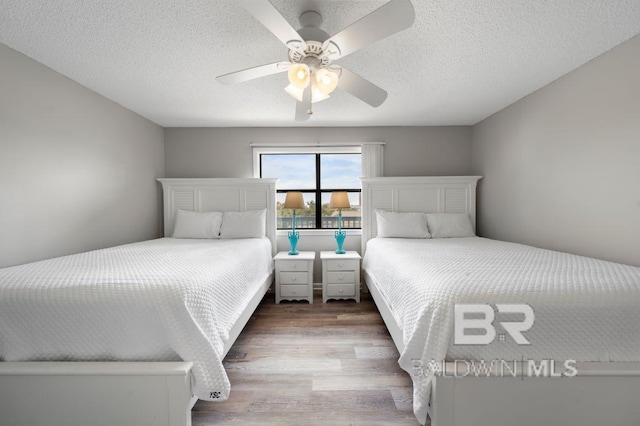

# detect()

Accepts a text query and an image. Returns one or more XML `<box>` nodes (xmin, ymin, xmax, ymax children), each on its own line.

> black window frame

<box><xmin>260</xmin><ymin>152</ymin><xmax>362</xmax><ymax>230</ymax></box>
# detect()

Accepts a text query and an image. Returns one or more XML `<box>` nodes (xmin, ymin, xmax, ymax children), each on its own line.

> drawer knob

<box><xmin>339</xmin><ymin>275</ymin><xmax>344</xmax><ymax>281</ymax></box>
<box><xmin>339</xmin><ymin>288</ymin><xmax>344</xmax><ymax>293</ymax></box>
<box><xmin>292</xmin><ymin>264</ymin><xmax>297</xmax><ymax>269</ymax></box>
<box><xmin>292</xmin><ymin>277</ymin><xmax>297</xmax><ymax>282</ymax></box>
<box><xmin>292</xmin><ymin>289</ymin><xmax>297</xmax><ymax>294</ymax></box>
<box><xmin>338</xmin><ymin>263</ymin><xmax>344</xmax><ymax>268</ymax></box>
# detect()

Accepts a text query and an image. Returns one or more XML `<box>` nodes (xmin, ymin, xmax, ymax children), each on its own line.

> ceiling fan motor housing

<box><xmin>288</xmin><ymin>11</ymin><xmax>339</xmax><ymax>70</ymax></box>
<box><xmin>289</xmin><ymin>41</ymin><xmax>331</xmax><ymax>68</ymax></box>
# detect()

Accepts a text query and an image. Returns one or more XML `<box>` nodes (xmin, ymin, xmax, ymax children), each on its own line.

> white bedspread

<box><xmin>0</xmin><ymin>237</ymin><xmax>273</xmax><ymax>401</ymax></box>
<box><xmin>363</xmin><ymin>237</ymin><xmax>640</xmax><ymax>424</ymax></box>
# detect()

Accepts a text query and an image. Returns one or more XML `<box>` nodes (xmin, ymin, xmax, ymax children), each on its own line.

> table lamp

<box><xmin>329</xmin><ymin>191</ymin><xmax>351</xmax><ymax>254</ymax></box>
<box><xmin>283</xmin><ymin>191</ymin><xmax>305</xmax><ymax>255</ymax></box>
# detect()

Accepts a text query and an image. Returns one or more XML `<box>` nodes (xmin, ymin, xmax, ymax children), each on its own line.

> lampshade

<box><xmin>329</xmin><ymin>191</ymin><xmax>351</xmax><ymax>209</ymax></box>
<box><xmin>283</xmin><ymin>192</ymin><xmax>305</xmax><ymax>209</ymax></box>
<box><xmin>314</xmin><ymin>69</ymin><xmax>339</xmax><ymax>95</ymax></box>
<box><xmin>287</xmin><ymin>64</ymin><xmax>310</xmax><ymax>89</ymax></box>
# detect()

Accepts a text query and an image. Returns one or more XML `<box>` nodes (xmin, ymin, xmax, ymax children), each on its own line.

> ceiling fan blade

<box><xmin>325</xmin><ymin>0</ymin><xmax>415</xmax><ymax>60</ymax></box>
<box><xmin>295</xmin><ymin>86</ymin><xmax>311</xmax><ymax>122</ymax></box>
<box><xmin>337</xmin><ymin>67</ymin><xmax>388</xmax><ymax>107</ymax></box>
<box><xmin>236</xmin><ymin>0</ymin><xmax>307</xmax><ymax>53</ymax></box>
<box><xmin>216</xmin><ymin>62</ymin><xmax>290</xmax><ymax>85</ymax></box>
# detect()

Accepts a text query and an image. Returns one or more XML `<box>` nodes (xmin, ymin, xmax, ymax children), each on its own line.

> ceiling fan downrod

<box><xmin>307</xmin><ymin>70</ymin><xmax>313</xmax><ymax>116</ymax></box>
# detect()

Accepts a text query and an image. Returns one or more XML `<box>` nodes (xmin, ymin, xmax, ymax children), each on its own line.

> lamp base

<box><xmin>288</xmin><ymin>230</ymin><xmax>300</xmax><ymax>256</ymax></box>
<box><xmin>334</xmin><ymin>230</ymin><xmax>346</xmax><ymax>255</ymax></box>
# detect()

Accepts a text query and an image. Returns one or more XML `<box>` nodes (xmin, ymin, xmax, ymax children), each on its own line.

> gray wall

<box><xmin>472</xmin><ymin>34</ymin><xmax>640</xmax><ymax>266</ymax></box>
<box><xmin>0</xmin><ymin>43</ymin><xmax>165</xmax><ymax>268</ymax></box>
<box><xmin>165</xmin><ymin>126</ymin><xmax>472</xmax><ymax>178</ymax></box>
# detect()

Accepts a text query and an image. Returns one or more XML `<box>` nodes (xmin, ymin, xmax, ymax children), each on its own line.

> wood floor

<box><xmin>192</xmin><ymin>290</ymin><xmax>424</xmax><ymax>425</ymax></box>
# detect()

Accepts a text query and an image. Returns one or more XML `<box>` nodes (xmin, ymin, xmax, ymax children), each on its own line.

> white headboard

<box><xmin>157</xmin><ymin>178</ymin><xmax>278</xmax><ymax>255</ymax></box>
<box><xmin>360</xmin><ymin>176</ymin><xmax>482</xmax><ymax>254</ymax></box>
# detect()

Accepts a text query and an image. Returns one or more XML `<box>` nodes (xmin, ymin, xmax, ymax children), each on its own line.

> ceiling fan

<box><xmin>216</xmin><ymin>0</ymin><xmax>415</xmax><ymax>121</ymax></box>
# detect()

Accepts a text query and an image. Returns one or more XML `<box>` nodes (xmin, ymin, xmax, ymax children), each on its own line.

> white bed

<box><xmin>0</xmin><ymin>178</ymin><xmax>277</xmax><ymax>426</ymax></box>
<box><xmin>361</xmin><ymin>176</ymin><xmax>640</xmax><ymax>426</ymax></box>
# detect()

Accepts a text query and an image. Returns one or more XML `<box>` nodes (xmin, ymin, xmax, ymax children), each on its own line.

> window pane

<box><xmin>276</xmin><ymin>192</ymin><xmax>316</xmax><ymax>229</ymax></box>
<box><xmin>321</xmin><ymin>192</ymin><xmax>361</xmax><ymax>229</ymax></box>
<box><xmin>320</xmin><ymin>154</ymin><xmax>361</xmax><ymax>190</ymax></box>
<box><xmin>262</xmin><ymin>154</ymin><xmax>316</xmax><ymax>190</ymax></box>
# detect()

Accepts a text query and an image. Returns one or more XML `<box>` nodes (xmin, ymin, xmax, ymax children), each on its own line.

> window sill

<box><xmin>277</xmin><ymin>229</ymin><xmax>363</xmax><ymax>237</ymax></box>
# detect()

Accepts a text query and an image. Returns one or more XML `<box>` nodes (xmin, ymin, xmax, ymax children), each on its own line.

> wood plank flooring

<box><xmin>192</xmin><ymin>290</ymin><xmax>424</xmax><ymax>425</ymax></box>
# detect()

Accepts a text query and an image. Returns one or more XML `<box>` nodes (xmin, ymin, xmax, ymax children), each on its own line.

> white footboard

<box><xmin>0</xmin><ymin>362</ymin><xmax>194</xmax><ymax>426</ymax></box>
<box><xmin>431</xmin><ymin>362</ymin><xmax>640</xmax><ymax>426</ymax></box>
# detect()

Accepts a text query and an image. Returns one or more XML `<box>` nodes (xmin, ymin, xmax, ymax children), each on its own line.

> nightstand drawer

<box><xmin>279</xmin><ymin>284</ymin><xmax>309</xmax><ymax>297</ymax></box>
<box><xmin>279</xmin><ymin>271</ymin><xmax>308</xmax><ymax>285</ymax></box>
<box><xmin>326</xmin><ymin>259</ymin><xmax>358</xmax><ymax>271</ymax></box>
<box><xmin>278</xmin><ymin>260</ymin><xmax>309</xmax><ymax>272</ymax></box>
<box><xmin>326</xmin><ymin>283</ymin><xmax>356</xmax><ymax>297</ymax></box>
<box><xmin>326</xmin><ymin>271</ymin><xmax>355</xmax><ymax>284</ymax></box>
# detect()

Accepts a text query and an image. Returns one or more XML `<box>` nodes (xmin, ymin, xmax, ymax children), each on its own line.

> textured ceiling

<box><xmin>1</xmin><ymin>0</ymin><xmax>640</xmax><ymax>127</ymax></box>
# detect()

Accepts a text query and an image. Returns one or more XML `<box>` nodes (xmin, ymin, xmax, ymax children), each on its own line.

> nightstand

<box><xmin>321</xmin><ymin>251</ymin><xmax>361</xmax><ymax>303</ymax></box>
<box><xmin>274</xmin><ymin>251</ymin><xmax>315</xmax><ymax>304</ymax></box>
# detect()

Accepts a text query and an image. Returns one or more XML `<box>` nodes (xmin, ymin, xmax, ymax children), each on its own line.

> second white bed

<box><xmin>363</xmin><ymin>236</ymin><xmax>640</xmax><ymax>424</ymax></box>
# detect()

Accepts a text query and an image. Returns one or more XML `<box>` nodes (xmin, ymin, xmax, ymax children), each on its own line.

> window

<box><xmin>260</xmin><ymin>152</ymin><xmax>361</xmax><ymax>229</ymax></box>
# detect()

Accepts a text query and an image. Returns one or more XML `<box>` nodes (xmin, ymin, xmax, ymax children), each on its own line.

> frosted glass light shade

<box><xmin>287</xmin><ymin>64</ymin><xmax>310</xmax><ymax>89</ymax></box>
<box><xmin>329</xmin><ymin>191</ymin><xmax>350</xmax><ymax>209</ymax></box>
<box><xmin>284</xmin><ymin>84</ymin><xmax>304</xmax><ymax>102</ymax></box>
<box><xmin>284</xmin><ymin>192</ymin><xmax>305</xmax><ymax>209</ymax></box>
<box><xmin>285</xmin><ymin>84</ymin><xmax>330</xmax><ymax>103</ymax></box>
<box><xmin>315</xmin><ymin>69</ymin><xmax>339</xmax><ymax>95</ymax></box>
<box><xmin>311</xmin><ymin>85</ymin><xmax>329</xmax><ymax>102</ymax></box>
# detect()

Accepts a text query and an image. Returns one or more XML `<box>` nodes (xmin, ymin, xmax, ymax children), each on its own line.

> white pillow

<box><xmin>375</xmin><ymin>210</ymin><xmax>431</xmax><ymax>238</ymax></box>
<box><xmin>426</xmin><ymin>213</ymin><xmax>475</xmax><ymax>238</ymax></box>
<box><xmin>172</xmin><ymin>210</ymin><xmax>223</xmax><ymax>239</ymax></box>
<box><xmin>220</xmin><ymin>209</ymin><xmax>266</xmax><ymax>239</ymax></box>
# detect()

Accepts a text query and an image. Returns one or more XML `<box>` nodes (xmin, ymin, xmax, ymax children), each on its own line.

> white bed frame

<box><xmin>0</xmin><ymin>178</ymin><xmax>277</xmax><ymax>426</ymax></box>
<box><xmin>361</xmin><ymin>176</ymin><xmax>640</xmax><ymax>426</ymax></box>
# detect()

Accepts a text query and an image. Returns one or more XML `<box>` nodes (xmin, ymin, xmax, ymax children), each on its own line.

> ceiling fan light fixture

<box><xmin>311</xmin><ymin>84</ymin><xmax>330</xmax><ymax>103</ymax></box>
<box><xmin>287</xmin><ymin>63</ymin><xmax>310</xmax><ymax>89</ymax></box>
<box><xmin>315</xmin><ymin>68</ymin><xmax>339</xmax><ymax>95</ymax></box>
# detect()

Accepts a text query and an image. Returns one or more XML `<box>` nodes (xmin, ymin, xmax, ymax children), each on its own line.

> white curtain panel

<box><xmin>361</xmin><ymin>142</ymin><xmax>384</xmax><ymax>177</ymax></box>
